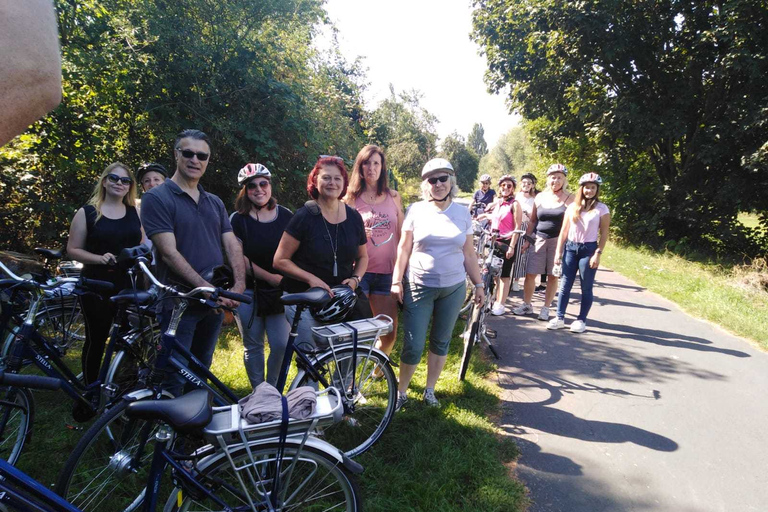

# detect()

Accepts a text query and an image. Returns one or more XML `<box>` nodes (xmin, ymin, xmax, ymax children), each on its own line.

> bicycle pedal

<box><xmin>485</xmin><ymin>328</ymin><xmax>497</xmax><ymax>339</ymax></box>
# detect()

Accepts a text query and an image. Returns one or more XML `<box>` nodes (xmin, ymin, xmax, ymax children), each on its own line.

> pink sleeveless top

<box><xmin>355</xmin><ymin>193</ymin><xmax>398</xmax><ymax>274</ymax></box>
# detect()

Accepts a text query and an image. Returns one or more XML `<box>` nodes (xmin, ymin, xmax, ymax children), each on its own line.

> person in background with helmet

<box><xmin>469</xmin><ymin>174</ymin><xmax>496</xmax><ymax>217</ymax></box>
<box><xmin>136</xmin><ymin>162</ymin><xmax>168</xmax><ymax>194</ymax></box>
<box><xmin>344</xmin><ymin>145</ymin><xmax>404</xmax><ymax>357</ymax></box>
<box><xmin>547</xmin><ymin>173</ymin><xmax>611</xmax><ymax>333</ymax></box>
<box><xmin>487</xmin><ymin>175</ymin><xmax>523</xmax><ymax>316</ymax></box>
<box><xmin>230</xmin><ymin>163</ymin><xmax>293</xmax><ymax>388</ymax></box>
<box><xmin>512</xmin><ymin>172</ymin><xmax>539</xmax><ymax>292</ymax></box>
<box><xmin>273</xmin><ymin>156</ymin><xmax>368</xmax><ymax>347</ymax></box>
<box><xmin>514</xmin><ymin>163</ymin><xmax>573</xmax><ymax>321</ymax></box>
<box><xmin>391</xmin><ymin>158</ymin><xmax>484</xmax><ymax>410</ymax></box>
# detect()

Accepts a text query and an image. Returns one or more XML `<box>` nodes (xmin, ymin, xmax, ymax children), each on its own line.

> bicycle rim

<box><xmin>0</xmin><ymin>385</ymin><xmax>33</xmax><ymax>465</ymax></box>
<box><xmin>106</xmin><ymin>326</ymin><xmax>159</xmax><ymax>399</ymax></box>
<box><xmin>165</xmin><ymin>443</ymin><xmax>361</xmax><ymax>512</ymax></box>
<box><xmin>290</xmin><ymin>346</ymin><xmax>396</xmax><ymax>457</ymax></box>
<box><xmin>459</xmin><ymin>304</ymin><xmax>481</xmax><ymax>381</ymax></box>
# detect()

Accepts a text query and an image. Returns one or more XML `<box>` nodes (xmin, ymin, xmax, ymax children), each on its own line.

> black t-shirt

<box><xmin>472</xmin><ymin>189</ymin><xmax>496</xmax><ymax>214</ymax></box>
<box><xmin>283</xmin><ymin>203</ymin><xmax>367</xmax><ymax>293</ymax></box>
<box><xmin>82</xmin><ymin>204</ymin><xmax>142</xmax><ymax>289</ymax></box>
<box><xmin>230</xmin><ymin>206</ymin><xmax>293</xmax><ymax>290</ymax></box>
<box><xmin>535</xmin><ymin>204</ymin><xmax>568</xmax><ymax>239</ymax></box>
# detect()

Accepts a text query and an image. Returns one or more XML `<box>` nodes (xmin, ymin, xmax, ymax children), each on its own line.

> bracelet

<box><xmin>350</xmin><ymin>275</ymin><xmax>361</xmax><ymax>284</ymax></box>
<box><xmin>595</xmin><ymin>249</ymin><xmax>603</xmax><ymax>254</ymax></box>
<box><xmin>391</xmin><ymin>281</ymin><xmax>403</xmax><ymax>287</ymax></box>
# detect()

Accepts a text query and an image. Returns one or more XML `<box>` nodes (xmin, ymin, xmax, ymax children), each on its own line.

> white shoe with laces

<box><xmin>538</xmin><ymin>306</ymin><xmax>550</xmax><ymax>321</ymax></box>
<box><xmin>546</xmin><ymin>317</ymin><xmax>566</xmax><ymax>330</ymax></box>
<box><xmin>512</xmin><ymin>281</ymin><xmax>521</xmax><ymax>292</ymax></box>
<box><xmin>491</xmin><ymin>302</ymin><xmax>505</xmax><ymax>316</ymax></box>
<box><xmin>570</xmin><ymin>320</ymin><xmax>587</xmax><ymax>333</ymax></box>
<box><xmin>513</xmin><ymin>303</ymin><xmax>533</xmax><ymax>315</ymax></box>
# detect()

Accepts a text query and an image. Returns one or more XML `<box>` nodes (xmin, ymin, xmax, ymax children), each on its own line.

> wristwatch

<box><xmin>595</xmin><ymin>249</ymin><xmax>603</xmax><ymax>254</ymax></box>
<box><xmin>474</xmin><ymin>283</ymin><xmax>484</xmax><ymax>289</ymax></box>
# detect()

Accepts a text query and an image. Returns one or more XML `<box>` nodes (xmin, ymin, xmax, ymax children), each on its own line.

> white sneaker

<box><xmin>491</xmin><ymin>302</ymin><xmax>505</xmax><ymax>316</ymax></box>
<box><xmin>512</xmin><ymin>281</ymin><xmax>521</xmax><ymax>292</ymax></box>
<box><xmin>513</xmin><ymin>303</ymin><xmax>533</xmax><ymax>315</ymax></box>
<box><xmin>570</xmin><ymin>320</ymin><xmax>587</xmax><ymax>333</ymax></box>
<box><xmin>546</xmin><ymin>317</ymin><xmax>566</xmax><ymax>330</ymax></box>
<box><xmin>538</xmin><ymin>307</ymin><xmax>550</xmax><ymax>321</ymax></box>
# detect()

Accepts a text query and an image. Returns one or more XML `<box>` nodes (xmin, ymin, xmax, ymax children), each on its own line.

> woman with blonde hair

<box><xmin>66</xmin><ymin>162</ymin><xmax>144</xmax><ymax>419</ymax></box>
<box><xmin>344</xmin><ymin>145</ymin><xmax>403</xmax><ymax>356</ymax></box>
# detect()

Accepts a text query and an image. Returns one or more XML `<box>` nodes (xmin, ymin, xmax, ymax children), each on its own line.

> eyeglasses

<box><xmin>176</xmin><ymin>148</ymin><xmax>210</xmax><ymax>161</ymax></box>
<box><xmin>500</xmin><ymin>183</ymin><xmax>515</xmax><ymax>188</ymax></box>
<box><xmin>481</xmin><ymin>181</ymin><xmax>491</xmax><ymax>184</ymax></box>
<box><xmin>428</xmin><ymin>175</ymin><xmax>450</xmax><ymax>185</ymax></box>
<box><xmin>246</xmin><ymin>180</ymin><xmax>270</xmax><ymax>191</ymax></box>
<box><xmin>106</xmin><ymin>174</ymin><xmax>132</xmax><ymax>185</ymax></box>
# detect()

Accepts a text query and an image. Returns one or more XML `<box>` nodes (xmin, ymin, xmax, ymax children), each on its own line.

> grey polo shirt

<box><xmin>140</xmin><ymin>179</ymin><xmax>232</xmax><ymax>286</ymax></box>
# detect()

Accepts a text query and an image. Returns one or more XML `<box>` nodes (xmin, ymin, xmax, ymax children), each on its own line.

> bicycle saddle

<box><xmin>126</xmin><ymin>389</ymin><xmax>213</xmax><ymax>434</ymax></box>
<box><xmin>34</xmin><ymin>248</ymin><xmax>63</xmax><ymax>259</ymax></box>
<box><xmin>110</xmin><ymin>289</ymin><xmax>156</xmax><ymax>306</ymax></box>
<box><xmin>280</xmin><ymin>287</ymin><xmax>331</xmax><ymax>307</ymax></box>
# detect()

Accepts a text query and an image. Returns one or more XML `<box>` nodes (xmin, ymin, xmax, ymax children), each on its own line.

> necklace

<box><xmin>321</xmin><ymin>202</ymin><xmax>341</xmax><ymax>277</ymax></box>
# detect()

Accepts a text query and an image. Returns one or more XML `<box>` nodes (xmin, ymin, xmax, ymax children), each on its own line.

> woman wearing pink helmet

<box><xmin>547</xmin><ymin>172</ymin><xmax>611</xmax><ymax>333</ymax></box>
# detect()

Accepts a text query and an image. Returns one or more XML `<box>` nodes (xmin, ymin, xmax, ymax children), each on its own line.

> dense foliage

<box><xmin>440</xmin><ymin>133</ymin><xmax>480</xmax><ymax>192</ymax></box>
<box><xmin>472</xmin><ymin>0</ymin><xmax>768</xmax><ymax>257</ymax></box>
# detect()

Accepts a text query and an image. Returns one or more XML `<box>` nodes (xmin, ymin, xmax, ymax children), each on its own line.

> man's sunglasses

<box><xmin>176</xmin><ymin>148</ymin><xmax>210</xmax><ymax>161</ymax></box>
<box><xmin>246</xmin><ymin>180</ymin><xmax>270</xmax><ymax>190</ymax></box>
<box><xmin>427</xmin><ymin>175</ymin><xmax>450</xmax><ymax>185</ymax></box>
<box><xmin>106</xmin><ymin>174</ymin><xmax>132</xmax><ymax>185</ymax></box>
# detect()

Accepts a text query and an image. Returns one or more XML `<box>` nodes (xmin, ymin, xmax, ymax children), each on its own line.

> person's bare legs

<box><xmin>398</xmin><ymin>363</ymin><xmax>418</xmax><ymax>394</ymax></box>
<box><xmin>523</xmin><ymin>273</ymin><xmax>536</xmax><ymax>304</ymax></box>
<box><xmin>496</xmin><ymin>276</ymin><xmax>511</xmax><ymax>306</ymax></box>
<box><xmin>370</xmin><ymin>293</ymin><xmax>397</xmax><ymax>355</ymax></box>
<box><xmin>543</xmin><ymin>275</ymin><xmax>559</xmax><ymax>307</ymax></box>
<box><xmin>425</xmin><ymin>352</ymin><xmax>448</xmax><ymax>389</ymax></box>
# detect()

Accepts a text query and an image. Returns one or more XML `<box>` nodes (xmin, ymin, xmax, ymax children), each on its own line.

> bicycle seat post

<box><xmin>275</xmin><ymin>303</ymin><xmax>306</xmax><ymax>393</ymax></box>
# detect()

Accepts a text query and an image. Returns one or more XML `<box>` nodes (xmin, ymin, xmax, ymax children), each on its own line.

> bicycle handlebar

<box><xmin>0</xmin><ymin>370</ymin><xmax>62</xmax><ymax>391</ymax></box>
<box><xmin>137</xmin><ymin>260</ymin><xmax>252</xmax><ymax>305</ymax></box>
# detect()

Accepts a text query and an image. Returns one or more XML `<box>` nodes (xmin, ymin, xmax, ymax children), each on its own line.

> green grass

<box><xmin>603</xmin><ymin>241</ymin><xmax>768</xmax><ymax>350</ymax></box>
<box><xmin>14</xmin><ymin>317</ymin><xmax>528</xmax><ymax>512</ymax></box>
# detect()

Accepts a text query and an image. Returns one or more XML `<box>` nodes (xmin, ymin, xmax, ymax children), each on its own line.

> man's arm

<box><xmin>0</xmin><ymin>0</ymin><xmax>62</xmax><ymax>146</ymax></box>
<box><xmin>221</xmin><ymin>231</ymin><xmax>245</xmax><ymax>294</ymax></box>
<box><xmin>151</xmin><ymin>232</ymin><xmax>211</xmax><ymax>289</ymax></box>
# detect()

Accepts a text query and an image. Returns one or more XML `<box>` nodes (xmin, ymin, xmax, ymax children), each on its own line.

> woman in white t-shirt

<box><xmin>390</xmin><ymin>158</ymin><xmax>484</xmax><ymax>411</ymax></box>
<box><xmin>547</xmin><ymin>173</ymin><xmax>611</xmax><ymax>333</ymax></box>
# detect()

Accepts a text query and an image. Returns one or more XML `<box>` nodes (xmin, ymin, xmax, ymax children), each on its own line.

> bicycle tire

<box><xmin>105</xmin><ymin>325</ymin><xmax>160</xmax><ymax>399</ymax></box>
<box><xmin>162</xmin><ymin>442</ymin><xmax>362</xmax><ymax>512</ymax></box>
<box><xmin>55</xmin><ymin>395</ymin><xmax>169</xmax><ymax>511</ymax></box>
<box><xmin>289</xmin><ymin>345</ymin><xmax>396</xmax><ymax>458</ymax></box>
<box><xmin>37</xmin><ymin>299</ymin><xmax>86</xmax><ymax>355</ymax></box>
<box><xmin>0</xmin><ymin>385</ymin><xmax>34</xmax><ymax>465</ymax></box>
<box><xmin>459</xmin><ymin>303</ymin><xmax>482</xmax><ymax>381</ymax></box>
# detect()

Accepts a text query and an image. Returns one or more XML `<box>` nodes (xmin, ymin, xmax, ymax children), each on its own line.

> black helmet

<box><xmin>310</xmin><ymin>285</ymin><xmax>357</xmax><ymax>323</ymax></box>
<box><xmin>137</xmin><ymin>162</ymin><xmax>168</xmax><ymax>182</ymax></box>
<box><xmin>520</xmin><ymin>173</ymin><xmax>537</xmax><ymax>183</ymax></box>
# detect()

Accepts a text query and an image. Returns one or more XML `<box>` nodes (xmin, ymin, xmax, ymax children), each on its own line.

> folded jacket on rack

<box><xmin>238</xmin><ymin>381</ymin><xmax>318</xmax><ymax>424</ymax></box>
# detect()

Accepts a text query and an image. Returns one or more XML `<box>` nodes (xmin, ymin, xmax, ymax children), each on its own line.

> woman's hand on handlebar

<box><xmin>99</xmin><ymin>252</ymin><xmax>117</xmax><ymax>265</ymax></box>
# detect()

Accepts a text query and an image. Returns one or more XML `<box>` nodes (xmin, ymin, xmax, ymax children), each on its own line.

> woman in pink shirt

<box><xmin>485</xmin><ymin>175</ymin><xmax>522</xmax><ymax>315</ymax></box>
<box><xmin>547</xmin><ymin>173</ymin><xmax>611</xmax><ymax>333</ymax></box>
<box><xmin>344</xmin><ymin>145</ymin><xmax>404</xmax><ymax>355</ymax></box>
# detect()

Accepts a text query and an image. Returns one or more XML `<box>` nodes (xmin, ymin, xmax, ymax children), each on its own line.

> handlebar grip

<box><xmin>218</xmin><ymin>289</ymin><xmax>252</xmax><ymax>304</ymax></box>
<box><xmin>79</xmin><ymin>277</ymin><xmax>115</xmax><ymax>293</ymax></box>
<box><xmin>0</xmin><ymin>371</ymin><xmax>62</xmax><ymax>391</ymax></box>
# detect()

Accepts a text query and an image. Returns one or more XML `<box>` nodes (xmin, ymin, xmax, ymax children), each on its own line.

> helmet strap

<box><xmin>429</xmin><ymin>191</ymin><xmax>451</xmax><ymax>203</ymax></box>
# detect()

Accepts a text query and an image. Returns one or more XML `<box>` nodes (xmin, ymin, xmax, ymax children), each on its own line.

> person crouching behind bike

<box><xmin>488</xmin><ymin>175</ymin><xmax>522</xmax><ymax>316</ymax></box>
<box><xmin>391</xmin><ymin>158</ymin><xmax>484</xmax><ymax>410</ymax></box>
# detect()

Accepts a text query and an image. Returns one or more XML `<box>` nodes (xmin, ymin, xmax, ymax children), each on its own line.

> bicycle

<box><xmin>0</xmin><ymin>371</ymin><xmax>363</xmax><ymax>512</ymax></box>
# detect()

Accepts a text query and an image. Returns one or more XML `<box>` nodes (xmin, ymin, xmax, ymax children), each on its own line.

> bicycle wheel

<box><xmin>459</xmin><ymin>302</ymin><xmax>482</xmax><ymax>381</ymax></box>
<box><xmin>105</xmin><ymin>326</ymin><xmax>159</xmax><ymax>399</ymax></box>
<box><xmin>0</xmin><ymin>385</ymin><xmax>34</xmax><ymax>465</ymax></box>
<box><xmin>459</xmin><ymin>275</ymin><xmax>474</xmax><ymax>314</ymax></box>
<box><xmin>55</xmin><ymin>395</ymin><xmax>168</xmax><ymax>511</ymax></box>
<box><xmin>163</xmin><ymin>442</ymin><xmax>362</xmax><ymax>512</ymax></box>
<box><xmin>290</xmin><ymin>345</ymin><xmax>396</xmax><ymax>458</ymax></box>
<box><xmin>37</xmin><ymin>298</ymin><xmax>86</xmax><ymax>355</ymax></box>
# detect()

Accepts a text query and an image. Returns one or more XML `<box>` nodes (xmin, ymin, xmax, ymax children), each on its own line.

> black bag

<box><xmin>348</xmin><ymin>286</ymin><xmax>373</xmax><ymax>321</ymax></box>
<box><xmin>255</xmin><ymin>284</ymin><xmax>284</xmax><ymax>317</ymax></box>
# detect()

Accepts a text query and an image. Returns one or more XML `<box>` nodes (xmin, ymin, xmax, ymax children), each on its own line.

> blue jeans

<box><xmin>401</xmin><ymin>280</ymin><xmax>465</xmax><ymax>365</ymax></box>
<box><xmin>158</xmin><ymin>301</ymin><xmax>224</xmax><ymax>397</ymax></box>
<box><xmin>556</xmin><ymin>241</ymin><xmax>598</xmax><ymax>321</ymax></box>
<box><xmin>359</xmin><ymin>272</ymin><xmax>393</xmax><ymax>296</ymax></box>
<box><xmin>235</xmin><ymin>290</ymin><xmax>290</xmax><ymax>388</ymax></box>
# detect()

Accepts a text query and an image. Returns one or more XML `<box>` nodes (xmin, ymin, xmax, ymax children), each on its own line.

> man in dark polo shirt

<box><xmin>141</xmin><ymin>129</ymin><xmax>245</xmax><ymax>395</ymax></box>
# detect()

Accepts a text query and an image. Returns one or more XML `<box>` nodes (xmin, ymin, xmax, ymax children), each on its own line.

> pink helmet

<box><xmin>237</xmin><ymin>163</ymin><xmax>271</xmax><ymax>186</ymax></box>
<box><xmin>546</xmin><ymin>163</ymin><xmax>568</xmax><ymax>176</ymax></box>
<box><xmin>578</xmin><ymin>172</ymin><xmax>603</xmax><ymax>186</ymax></box>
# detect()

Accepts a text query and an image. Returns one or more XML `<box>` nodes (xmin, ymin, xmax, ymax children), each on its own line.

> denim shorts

<box><xmin>359</xmin><ymin>272</ymin><xmax>393</xmax><ymax>296</ymax></box>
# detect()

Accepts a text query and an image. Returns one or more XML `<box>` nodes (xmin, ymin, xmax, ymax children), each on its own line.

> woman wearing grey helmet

<box><xmin>230</xmin><ymin>163</ymin><xmax>294</xmax><ymax>388</ymax></box>
<box><xmin>547</xmin><ymin>173</ymin><xmax>610</xmax><ymax>333</ymax></box>
<box><xmin>390</xmin><ymin>158</ymin><xmax>484</xmax><ymax>410</ymax></box>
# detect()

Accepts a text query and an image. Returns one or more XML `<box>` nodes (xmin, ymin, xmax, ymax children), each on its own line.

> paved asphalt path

<box><xmin>488</xmin><ymin>267</ymin><xmax>768</xmax><ymax>512</ymax></box>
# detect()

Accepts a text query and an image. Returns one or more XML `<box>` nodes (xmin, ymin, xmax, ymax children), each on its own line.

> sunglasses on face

<box><xmin>246</xmin><ymin>180</ymin><xmax>270</xmax><ymax>191</ymax></box>
<box><xmin>428</xmin><ymin>175</ymin><xmax>450</xmax><ymax>185</ymax></box>
<box><xmin>106</xmin><ymin>173</ymin><xmax>132</xmax><ymax>185</ymax></box>
<box><xmin>500</xmin><ymin>183</ymin><xmax>515</xmax><ymax>188</ymax></box>
<box><xmin>176</xmin><ymin>148</ymin><xmax>210</xmax><ymax>161</ymax></box>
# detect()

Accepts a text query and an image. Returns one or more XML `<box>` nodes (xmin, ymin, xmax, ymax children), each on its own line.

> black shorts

<box><xmin>494</xmin><ymin>239</ymin><xmax>516</xmax><ymax>278</ymax></box>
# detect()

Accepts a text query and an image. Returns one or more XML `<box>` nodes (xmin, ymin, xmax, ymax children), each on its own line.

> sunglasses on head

<box><xmin>246</xmin><ymin>180</ymin><xmax>270</xmax><ymax>190</ymax></box>
<box><xmin>106</xmin><ymin>173</ymin><xmax>132</xmax><ymax>185</ymax></box>
<box><xmin>176</xmin><ymin>148</ymin><xmax>210</xmax><ymax>161</ymax></box>
<box><xmin>320</xmin><ymin>154</ymin><xmax>344</xmax><ymax>165</ymax></box>
<box><xmin>428</xmin><ymin>175</ymin><xmax>450</xmax><ymax>185</ymax></box>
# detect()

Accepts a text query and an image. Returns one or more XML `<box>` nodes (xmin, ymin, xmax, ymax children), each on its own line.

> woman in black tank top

<box><xmin>66</xmin><ymin>163</ymin><xmax>143</xmax><ymax>418</ymax></box>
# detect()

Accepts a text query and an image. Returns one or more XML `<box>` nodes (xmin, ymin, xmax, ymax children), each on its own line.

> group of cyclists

<box><xmin>469</xmin><ymin>164</ymin><xmax>611</xmax><ymax>334</ymax></box>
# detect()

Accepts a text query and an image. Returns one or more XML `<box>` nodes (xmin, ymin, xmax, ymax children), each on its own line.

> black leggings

<box><xmin>80</xmin><ymin>294</ymin><xmax>118</xmax><ymax>385</ymax></box>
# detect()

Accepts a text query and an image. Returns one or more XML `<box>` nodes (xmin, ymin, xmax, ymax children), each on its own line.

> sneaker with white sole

<box><xmin>546</xmin><ymin>317</ymin><xmax>566</xmax><ymax>329</ymax></box>
<box><xmin>538</xmin><ymin>306</ymin><xmax>550</xmax><ymax>321</ymax></box>
<box><xmin>512</xmin><ymin>281</ymin><xmax>521</xmax><ymax>292</ymax></box>
<box><xmin>513</xmin><ymin>303</ymin><xmax>533</xmax><ymax>315</ymax></box>
<box><xmin>491</xmin><ymin>302</ymin><xmax>505</xmax><ymax>316</ymax></box>
<box><xmin>423</xmin><ymin>388</ymin><xmax>440</xmax><ymax>407</ymax></box>
<box><xmin>570</xmin><ymin>320</ymin><xmax>587</xmax><ymax>333</ymax></box>
<box><xmin>395</xmin><ymin>394</ymin><xmax>408</xmax><ymax>412</ymax></box>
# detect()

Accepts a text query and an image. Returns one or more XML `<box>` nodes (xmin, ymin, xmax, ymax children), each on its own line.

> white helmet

<box><xmin>546</xmin><ymin>163</ymin><xmax>568</xmax><ymax>176</ymax></box>
<box><xmin>238</xmin><ymin>163</ymin><xmax>271</xmax><ymax>186</ymax></box>
<box><xmin>421</xmin><ymin>158</ymin><xmax>454</xmax><ymax>180</ymax></box>
<box><xmin>479</xmin><ymin>174</ymin><xmax>492</xmax><ymax>183</ymax></box>
<box><xmin>578</xmin><ymin>172</ymin><xmax>603</xmax><ymax>186</ymax></box>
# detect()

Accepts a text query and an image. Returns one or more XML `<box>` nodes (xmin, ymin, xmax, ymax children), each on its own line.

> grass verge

<box><xmin>603</xmin><ymin>241</ymin><xmax>768</xmax><ymax>350</ymax></box>
<box><xmin>16</xmin><ymin>316</ymin><xmax>528</xmax><ymax>511</ymax></box>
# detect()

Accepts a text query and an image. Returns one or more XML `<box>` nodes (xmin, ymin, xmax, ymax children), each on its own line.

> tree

<box><xmin>468</xmin><ymin>123</ymin><xmax>488</xmax><ymax>157</ymax></box>
<box><xmin>440</xmin><ymin>133</ymin><xmax>479</xmax><ymax>192</ymax></box>
<box><xmin>472</xmin><ymin>0</ymin><xmax>768</xmax><ymax>256</ymax></box>
<box><xmin>479</xmin><ymin>126</ymin><xmax>543</xmax><ymax>185</ymax></box>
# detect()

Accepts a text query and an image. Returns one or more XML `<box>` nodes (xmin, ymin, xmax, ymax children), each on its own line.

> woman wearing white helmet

<box><xmin>547</xmin><ymin>173</ymin><xmax>610</xmax><ymax>333</ymax></box>
<box><xmin>469</xmin><ymin>173</ymin><xmax>496</xmax><ymax>217</ymax></box>
<box><xmin>230</xmin><ymin>163</ymin><xmax>294</xmax><ymax>388</ymax></box>
<box><xmin>390</xmin><ymin>158</ymin><xmax>484</xmax><ymax>410</ymax></box>
<box><xmin>514</xmin><ymin>163</ymin><xmax>573</xmax><ymax>321</ymax></box>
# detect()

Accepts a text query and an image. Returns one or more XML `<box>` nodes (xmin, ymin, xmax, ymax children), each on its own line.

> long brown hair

<box><xmin>347</xmin><ymin>145</ymin><xmax>388</xmax><ymax>199</ymax></box>
<box><xmin>87</xmin><ymin>162</ymin><xmax>137</xmax><ymax>223</ymax></box>
<box><xmin>570</xmin><ymin>184</ymin><xmax>601</xmax><ymax>222</ymax></box>
<box><xmin>234</xmin><ymin>177</ymin><xmax>277</xmax><ymax>215</ymax></box>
